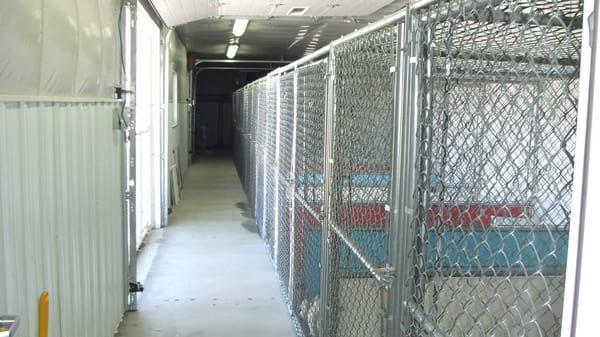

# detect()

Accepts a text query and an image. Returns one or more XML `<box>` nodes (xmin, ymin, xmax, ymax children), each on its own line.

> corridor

<box><xmin>117</xmin><ymin>156</ymin><xmax>295</xmax><ymax>337</ymax></box>
<box><xmin>1</xmin><ymin>1</ymin><xmax>598</xmax><ymax>337</ymax></box>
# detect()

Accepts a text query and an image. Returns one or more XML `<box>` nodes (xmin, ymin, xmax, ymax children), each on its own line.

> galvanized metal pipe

<box><xmin>293</xmin><ymin>193</ymin><xmax>322</xmax><ymax>222</ymax></box>
<box><xmin>330</xmin><ymin>223</ymin><xmax>394</xmax><ymax>286</ymax></box>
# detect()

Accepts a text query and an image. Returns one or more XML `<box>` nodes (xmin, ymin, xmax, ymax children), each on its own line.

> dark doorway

<box><xmin>193</xmin><ymin>69</ymin><xmax>269</xmax><ymax>156</ymax></box>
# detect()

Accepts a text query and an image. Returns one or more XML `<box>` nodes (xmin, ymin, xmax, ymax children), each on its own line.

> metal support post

<box><xmin>319</xmin><ymin>50</ymin><xmax>337</xmax><ymax>337</ymax></box>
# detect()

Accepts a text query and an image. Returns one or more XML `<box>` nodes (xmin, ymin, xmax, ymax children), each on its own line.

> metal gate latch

<box><xmin>129</xmin><ymin>282</ymin><xmax>144</xmax><ymax>293</ymax></box>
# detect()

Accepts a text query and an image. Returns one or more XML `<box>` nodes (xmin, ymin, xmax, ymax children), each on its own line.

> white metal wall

<box><xmin>0</xmin><ymin>101</ymin><xmax>125</xmax><ymax>337</ymax></box>
<box><xmin>0</xmin><ymin>0</ymin><xmax>120</xmax><ymax>98</ymax></box>
<box><xmin>167</xmin><ymin>34</ymin><xmax>190</xmax><ymax>176</ymax></box>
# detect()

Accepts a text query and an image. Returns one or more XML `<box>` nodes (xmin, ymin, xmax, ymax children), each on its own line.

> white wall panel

<box><xmin>0</xmin><ymin>0</ymin><xmax>43</xmax><ymax>95</ymax></box>
<box><xmin>167</xmin><ymin>34</ymin><xmax>190</xmax><ymax>178</ymax></box>
<box><xmin>0</xmin><ymin>101</ymin><xmax>125</xmax><ymax>337</ymax></box>
<box><xmin>0</xmin><ymin>0</ymin><xmax>120</xmax><ymax>98</ymax></box>
<box><xmin>39</xmin><ymin>0</ymin><xmax>79</xmax><ymax>96</ymax></box>
<box><xmin>99</xmin><ymin>0</ymin><xmax>121</xmax><ymax>97</ymax></box>
<box><xmin>74</xmin><ymin>0</ymin><xmax>105</xmax><ymax>96</ymax></box>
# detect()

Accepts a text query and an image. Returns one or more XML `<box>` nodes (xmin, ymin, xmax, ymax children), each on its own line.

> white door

<box><xmin>135</xmin><ymin>5</ymin><xmax>161</xmax><ymax>249</ymax></box>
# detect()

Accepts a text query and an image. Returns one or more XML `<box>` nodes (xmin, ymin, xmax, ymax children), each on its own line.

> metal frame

<box><xmin>122</xmin><ymin>0</ymin><xmax>139</xmax><ymax>312</ymax></box>
<box><xmin>288</xmin><ymin>68</ymin><xmax>299</xmax><ymax>310</ymax></box>
<box><xmin>319</xmin><ymin>52</ymin><xmax>336</xmax><ymax>337</ymax></box>
<box><xmin>273</xmin><ymin>75</ymin><xmax>282</xmax><ymax>268</ymax></box>
<box><xmin>561</xmin><ymin>0</ymin><xmax>598</xmax><ymax>336</ymax></box>
<box><xmin>160</xmin><ymin>28</ymin><xmax>173</xmax><ymax>229</ymax></box>
<box><xmin>387</xmin><ymin>16</ymin><xmax>419</xmax><ymax>337</ymax></box>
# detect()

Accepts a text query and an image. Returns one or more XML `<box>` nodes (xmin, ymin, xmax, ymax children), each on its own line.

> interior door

<box><xmin>135</xmin><ymin>4</ymin><xmax>161</xmax><ymax>249</ymax></box>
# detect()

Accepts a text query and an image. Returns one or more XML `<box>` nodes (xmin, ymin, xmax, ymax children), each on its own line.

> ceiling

<box><xmin>152</xmin><ymin>0</ymin><xmax>404</xmax><ymax>27</ymax></box>
<box><xmin>178</xmin><ymin>17</ymin><xmax>370</xmax><ymax>60</ymax></box>
<box><xmin>152</xmin><ymin>0</ymin><xmax>408</xmax><ymax>61</ymax></box>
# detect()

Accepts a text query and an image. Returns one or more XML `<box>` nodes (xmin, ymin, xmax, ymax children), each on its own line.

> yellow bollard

<box><xmin>39</xmin><ymin>291</ymin><xmax>49</xmax><ymax>337</ymax></box>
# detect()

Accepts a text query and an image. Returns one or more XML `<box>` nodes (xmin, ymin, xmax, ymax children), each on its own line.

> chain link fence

<box><xmin>247</xmin><ymin>84</ymin><xmax>257</xmax><ymax>211</ymax></box>
<box><xmin>232</xmin><ymin>0</ymin><xmax>583</xmax><ymax>336</ymax></box>
<box><xmin>265</xmin><ymin>75</ymin><xmax>280</xmax><ymax>260</ymax></box>
<box><xmin>323</xmin><ymin>26</ymin><xmax>397</xmax><ymax>337</ymax></box>
<box><xmin>255</xmin><ymin>79</ymin><xmax>268</xmax><ymax>236</ymax></box>
<box><xmin>275</xmin><ymin>72</ymin><xmax>296</xmax><ymax>301</ymax></box>
<box><xmin>404</xmin><ymin>1</ymin><xmax>581</xmax><ymax>337</ymax></box>
<box><xmin>293</xmin><ymin>60</ymin><xmax>327</xmax><ymax>337</ymax></box>
<box><xmin>232</xmin><ymin>90</ymin><xmax>241</xmax><ymax>177</ymax></box>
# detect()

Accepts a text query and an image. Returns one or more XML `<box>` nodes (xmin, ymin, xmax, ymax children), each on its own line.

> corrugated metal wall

<box><xmin>0</xmin><ymin>101</ymin><xmax>125</xmax><ymax>337</ymax></box>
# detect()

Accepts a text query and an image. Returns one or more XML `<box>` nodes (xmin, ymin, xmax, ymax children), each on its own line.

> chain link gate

<box><xmin>248</xmin><ymin>82</ymin><xmax>260</xmax><ymax>213</ymax></box>
<box><xmin>255</xmin><ymin>79</ymin><xmax>268</xmax><ymax>237</ymax></box>
<box><xmin>232</xmin><ymin>90</ymin><xmax>241</xmax><ymax>180</ymax></box>
<box><xmin>403</xmin><ymin>0</ymin><xmax>582</xmax><ymax>337</ymax></box>
<box><xmin>321</xmin><ymin>26</ymin><xmax>398</xmax><ymax>337</ymax></box>
<box><xmin>230</xmin><ymin>0</ymin><xmax>586</xmax><ymax>336</ymax></box>
<box><xmin>292</xmin><ymin>60</ymin><xmax>328</xmax><ymax>337</ymax></box>
<box><xmin>242</xmin><ymin>87</ymin><xmax>251</xmax><ymax>192</ymax></box>
<box><xmin>265</xmin><ymin>75</ymin><xmax>280</xmax><ymax>260</ymax></box>
<box><xmin>277</xmin><ymin>72</ymin><xmax>297</xmax><ymax>301</ymax></box>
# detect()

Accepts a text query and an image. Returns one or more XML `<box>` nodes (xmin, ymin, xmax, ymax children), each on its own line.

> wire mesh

<box><xmin>233</xmin><ymin>89</ymin><xmax>244</xmax><ymax>182</ymax></box>
<box><xmin>232</xmin><ymin>91</ymin><xmax>240</xmax><ymax>175</ymax></box>
<box><xmin>292</xmin><ymin>60</ymin><xmax>327</xmax><ymax>337</ymax></box>
<box><xmin>277</xmin><ymin>72</ymin><xmax>297</xmax><ymax>298</ymax></box>
<box><xmin>265</xmin><ymin>75</ymin><xmax>280</xmax><ymax>260</ymax></box>
<box><xmin>230</xmin><ymin>1</ymin><xmax>585</xmax><ymax>336</ymax></box>
<box><xmin>324</xmin><ymin>26</ymin><xmax>397</xmax><ymax>337</ymax></box>
<box><xmin>249</xmin><ymin>84</ymin><xmax>258</xmax><ymax>213</ymax></box>
<box><xmin>241</xmin><ymin>87</ymin><xmax>251</xmax><ymax>191</ymax></box>
<box><xmin>256</xmin><ymin>79</ymin><xmax>268</xmax><ymax>236</ymax></box>
<box><xmin>404</xmin><ymin>0</ymin><xmax>582</xmax><ymax>336</ymax></box>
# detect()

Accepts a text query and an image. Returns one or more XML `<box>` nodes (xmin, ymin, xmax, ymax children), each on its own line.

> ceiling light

<box><xmin>226</xmin><ymin>44</ymin><xmax>239</xmax><ymax>59</ymax></box>
<box><xmin>232</xmin><ymin>19</ymin><xmax>249</xmax><ymax>37</ymax></box>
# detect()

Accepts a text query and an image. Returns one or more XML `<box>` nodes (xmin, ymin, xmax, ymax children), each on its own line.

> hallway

<box><xmin>117</xmin><ymin>156</ymin><xmax>295</xmax><ymax>337</ymax></box>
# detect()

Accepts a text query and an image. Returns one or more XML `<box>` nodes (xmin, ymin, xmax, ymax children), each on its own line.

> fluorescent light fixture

<box><xmin>232</xmin><ymin>19</ymin><xmax>249</xmax><ymax>37</ymax></box>
<box><xmin>226</xmin><ymin>44</ymin><xmax>239</xmax><ymax>59</ymax></box>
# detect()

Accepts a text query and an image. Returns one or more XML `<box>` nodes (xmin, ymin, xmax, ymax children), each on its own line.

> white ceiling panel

<box><xmin>177</xmin><ymin>17</ymin><xmax>366</xmax><ymax>60</ymax></box>
<box><xmin>152</xmin><ymin>0</ymin><xmax>399</xmax><ymax>27</ymax></box>
<box><xmin>217</xmin><ymin>0</ymin><xmax>395</xmax><ymax>17</ymax></box>
<box><xmin>170</xmin><ymin>0</ymin><xmax>408</xmax><ymax>61</ymax></box>
<box><xmin>151</xmin><ymin>0</ymin><xmax>218</xmax><ymax>27</ymax></box>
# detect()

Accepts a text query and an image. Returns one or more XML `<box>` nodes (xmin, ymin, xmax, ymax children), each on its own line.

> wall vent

<box><xmin>287</xmin><ymin>7</ymin><xmax>309</xmax><ymax>16</ymax></box>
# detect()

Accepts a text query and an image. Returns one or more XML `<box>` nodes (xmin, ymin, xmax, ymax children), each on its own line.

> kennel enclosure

<box><xmin>233</xmin><ymin>0</ymin><xmax>583</xmax><ymax>336</ymax></box>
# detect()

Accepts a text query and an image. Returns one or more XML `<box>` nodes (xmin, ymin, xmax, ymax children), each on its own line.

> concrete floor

<box><xmin>116</xmin><ymin>156</ymin><xmax>296</xmax><ymax>337</ymax></box>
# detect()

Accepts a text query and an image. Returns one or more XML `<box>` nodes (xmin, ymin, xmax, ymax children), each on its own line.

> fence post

<box><xmin>289</xmin><ymin>68</ymin><xmax>299</xmax><ymax>311</ymax></box>
<box><xmin>274</xmin><ymin>75</ymin><xmax>282</xmax><ymax>268</ymax></box>
<box><xmin>319</xmin><ymin>52</ymin><xmax>336</xmax><ymax>337</ymax></box>
<box><xmin>387</xmin><ymin>7</ymin><xmax>420</xmax><ymax>337</ymax></box>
